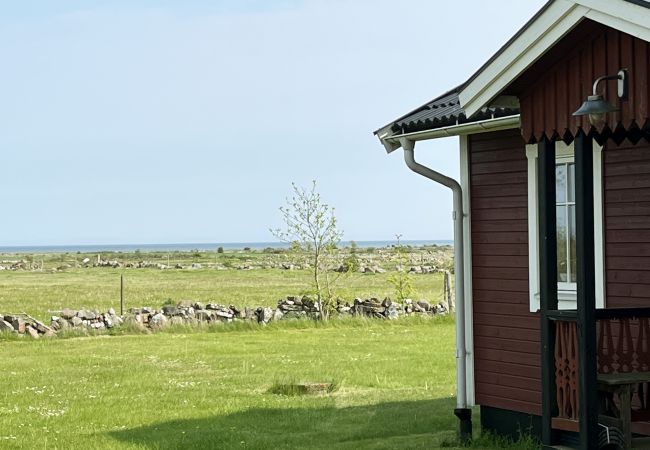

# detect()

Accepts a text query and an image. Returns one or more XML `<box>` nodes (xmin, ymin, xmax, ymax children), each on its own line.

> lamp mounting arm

<box><xmin>592</xmin><ymin>69</ymin><xmax>628</xmax><ymax>99</ymax></box>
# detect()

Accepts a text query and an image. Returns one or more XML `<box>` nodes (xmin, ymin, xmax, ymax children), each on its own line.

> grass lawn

<box><xmin>0</xmin><ymin>318</ymin><xmax>535</xmax><ymax>450</ymax></box>
<box><xmin>0</xmin><ymin>268</ymin><xmax>445</xmax><ymax>321</ymax></box>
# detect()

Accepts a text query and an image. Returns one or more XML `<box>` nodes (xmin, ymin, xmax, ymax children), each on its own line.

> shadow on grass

<box><xmin>108</xmin><ymin>398</ymin><xmax>459</xmax><ymax>450</ymax></box>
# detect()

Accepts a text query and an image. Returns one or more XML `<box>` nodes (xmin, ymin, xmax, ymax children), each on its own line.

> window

<box><xmin>526</xmin><ymin>140</ymin><xmax>605</xmax><ymax>312</ymax></box>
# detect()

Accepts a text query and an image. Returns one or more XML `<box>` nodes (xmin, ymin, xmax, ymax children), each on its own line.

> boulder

<box><xmin>77</xmin><ymin>310</ymin><xmax>96</xmax><ymax>320</ymax></box>
<box><xmin>416</xmin><ymin>300</ymin><xmax>431</xmax><ymax>312</ymax></box>
<box><xmin>386</xmin><ymin>304</ymin><xmax>399</xmax><ymax>320</ymax></box>
<box><xmin>26</xmin><ymin>326</ymin><xmax>39</xmax><ymax>338</ymax></box>
<box><xmin>257</xmin><ymin>307</ymin><xmax>274</xmax><ymax>324</ymax></box>
<box><xmin>195</xmin><ymin>310</ymin><xmax>212</xmax><ymax>322</ymax></box>
<box><xmin>10</xmin><ymin>317</ymin><xmax>25</xmax><ymax>333</ymax></box>
<box><xmin>215</xmin><ymin>310</ymin><xmax>233</xmax><ymax>319</ymax></box>
<box><xmin>149</xmin><ymin>313</ymin><xmax>168</xmax><ymax>328</ymax></box>
<box><xmin>0</xmin><ymin>319</ymin><xmax>14</xmax><ymax>332</ymax></box>
<box><xmin>61</xmin><ymin>308</ymin><xmax>76</xmax><ymax>320</ymax></box>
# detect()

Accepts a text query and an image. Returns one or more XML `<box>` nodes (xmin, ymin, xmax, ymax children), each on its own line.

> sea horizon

<box><xmin>0</xmin><ymin>239</ymin><xmax>453</xmax><ymax>254</ymax></box>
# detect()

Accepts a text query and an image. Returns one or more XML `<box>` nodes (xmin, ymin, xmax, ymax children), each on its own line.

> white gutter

<box><xmin>400</xmin><ymin>137</ymin><xmax>472</xmax><ymax>442</ymax></box>
<box><xmin>379</xmin><ymin>115</ymin><xmax>520</xmax><ymax>152</ymax></box>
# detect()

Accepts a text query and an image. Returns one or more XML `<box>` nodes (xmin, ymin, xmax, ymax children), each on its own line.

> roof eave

<box><xmin>379</xmin><ymin>115</ymin><xmax>521</xmax><ymax>153</ymax></box>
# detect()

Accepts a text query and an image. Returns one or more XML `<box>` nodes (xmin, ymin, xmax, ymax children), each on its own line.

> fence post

<box><xmin>120</xmin><ymin>274</ymin><xmax>124</xmax><ymax>316</ymax></box>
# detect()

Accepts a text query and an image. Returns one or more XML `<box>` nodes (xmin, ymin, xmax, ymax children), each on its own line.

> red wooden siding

<box><xmin>514</xmin><ymin>20</ymin><xmax>650</xmax><ymax>143</ymax></box>
<box><xmin>604</xmin><ymin>139</ymin><xmax>650</xmax><ymax>307</ymax></box>
<box><xmin>469</xmin><ymin>129</ymin><xmax>542</xmax><ymax>415</ymax></box>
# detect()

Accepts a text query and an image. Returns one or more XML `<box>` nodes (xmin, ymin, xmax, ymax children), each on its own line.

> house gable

<box><xmin>458</xmin><ymin>0</ymin><xmax>650</xmax><ymax>118</ymax></box>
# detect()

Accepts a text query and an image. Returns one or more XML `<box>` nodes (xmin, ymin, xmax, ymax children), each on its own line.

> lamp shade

<box><xmin>572</xmin><ymin>94</ymin><xmax>618</xmax><ymax>116</ymax></box>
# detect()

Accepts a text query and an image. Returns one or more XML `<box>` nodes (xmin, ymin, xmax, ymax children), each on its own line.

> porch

<box><xmin>538</xmin><ymin>130</ymin><xmax>650</xmax><ymax>449</ymax></box>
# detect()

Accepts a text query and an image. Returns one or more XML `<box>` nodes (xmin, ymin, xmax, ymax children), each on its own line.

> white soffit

<box><xmin>459</xmin><ymin>0</ymin><xmax>650</xmax><ymax>118</ymax></box>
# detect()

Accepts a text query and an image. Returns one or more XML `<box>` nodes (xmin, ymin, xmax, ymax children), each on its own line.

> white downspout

<box><xmin>400</xmin><ymin>137</ymin><xmax>472</xmax><ymax>442</ymax></box>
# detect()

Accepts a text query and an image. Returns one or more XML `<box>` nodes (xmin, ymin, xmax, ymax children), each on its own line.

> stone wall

<box><xmin>0</xmin><ymin>296</ymin><xmax>448</xmax><ymax>338</ymax></box>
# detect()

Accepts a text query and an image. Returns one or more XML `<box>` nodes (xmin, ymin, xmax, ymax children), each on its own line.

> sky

<box><xmin>0</xmin><ymin>0</ymin><xmax>547</xmax><ymax>246</ymax></box>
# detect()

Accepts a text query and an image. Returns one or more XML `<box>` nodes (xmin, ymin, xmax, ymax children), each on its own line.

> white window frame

<box><xmin>526</xmin><ymin>140</ymin><xmax>605</xmax><ymax>312</ymax></box>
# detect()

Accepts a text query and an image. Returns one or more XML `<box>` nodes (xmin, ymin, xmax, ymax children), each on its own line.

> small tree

<box><xmin>388</xmin><ymin>234</ymin><xmax>416</xmax><ymax>302</ymax></box>
<box><xmin>271</xmin><ymin>181</ymin><xmax>343</xmax><ymax>319</ymax></box>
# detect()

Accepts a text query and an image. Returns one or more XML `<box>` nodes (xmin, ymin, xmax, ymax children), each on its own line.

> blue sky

<box><xmin>1</xmin><ymin>0</ymin><xmax>546</xmax><ymax>246</ymax></box>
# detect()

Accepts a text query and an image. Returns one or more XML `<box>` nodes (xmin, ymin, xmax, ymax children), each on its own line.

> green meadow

<box><xmin>0</xmin><ymin>268</ymin><xmax>446</xmax><ymax>322</ymax></box>
<box><xmin>0</xmin><ymin>250</ymin><xmax>535</xmax><ymax>449</ymax></box>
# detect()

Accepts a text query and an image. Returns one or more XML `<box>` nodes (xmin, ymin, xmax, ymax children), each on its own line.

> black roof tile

<box><xmin>387</xmin><ymin>89</ymin><xmax>519</xmax><ymax>135</ymax></box>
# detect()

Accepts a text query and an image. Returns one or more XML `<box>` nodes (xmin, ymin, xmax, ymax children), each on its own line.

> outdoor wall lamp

<box><xmin>573</xmin><ymin>69</ymin><xmax>628</xmax><ymax>126</ymax></box>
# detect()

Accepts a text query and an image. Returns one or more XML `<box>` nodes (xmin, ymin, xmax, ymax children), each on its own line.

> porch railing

<box><xmin>549</xmin><ymin>308</ymin><xmax>650</xmax><ymax>428</ymax></box>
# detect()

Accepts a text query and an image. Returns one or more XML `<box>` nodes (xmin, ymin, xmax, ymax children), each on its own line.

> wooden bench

<box><xmin>598</xmin><ymin>372</ymin><xmax>650</xmax><ymax>449</ymax></box>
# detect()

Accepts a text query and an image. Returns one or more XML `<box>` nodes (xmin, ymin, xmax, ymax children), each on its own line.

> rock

<box><xmin>111</xmin><ymin>315</ymin><xmax>123</xmax><ymax>326</ymax></box>
<box><xmin>193</xmin><ymin>302</ymin><xmax>205</xmax><ymax>311</ymax></box>
<box><xmin>123</xmin><ymin>315</ymin><xmax>144</xmax><ymax>328</ymax></box>
<box><xmin>387</xmin><ymin>304</ymin><xmax>399</xmax><ymax>320</ymax></box>
<box><xmin>104</xmin><ymin>317</ymin><xmax>113</xmax><ymax>328</ymax></box>
<box><xmin>195</xmin><ymin>310</ymin><xmax>212</xmax><ymax>322</ymax></box>
<box><xmin>71</xmin><ymin>317</ymin><xmax>83</xmax><ymax>327</ymax></box>
<box><xmin>82</xmin><ymin>258</ymin><xmax>91</xmax><ymax>264</ymax></box>
<box><xmin>0</xmin><ymin>319</ymin><xmax>14</xmax><ymax>332</ymax></box>
<box><xmin>10</xmin><ymin>317</ymin><xmax>26</xmax><ymax>333</ymax></box>
<box><xmin>107</xmin><ymin>308</ymin><xmax>116</xmax><ymax>316</ymax></box>
<box><xmin>257</xmin><ymin>307</ymin><xmax>274</xmax><ymax>324</ymax></box>
<box><xmin>77</xmin><ymin>310</ymin><xmax>96</xmax><ymax>320</ymax></box>
<box><xmin>381</xmin><ymin>297</ymin><xmax>392</xmax><ymax>307</ymax></box>
<box><xmin>149</xmin><ymin>313</ymin><xmax>168</xmax><ymax>328</ymax></box>
<box><xmin>26</xmin><ymin>326</ymin><xmax>39</xmax><ymax>338</ymax></box>
<box><xmin>273</xmin><ymin>308</ymin><xmax>284</xmax><ymax>321</ymax></box>
<box><xmin>61</xmin><ymin>308</ymin><xmax>76</xmax><ymax>320</ymax></box>
<box><xmin>416</xmin><ymin>300</ymin><xmax>431</xmax><ymax>312</ymax></box>
<box><xmin>191</xmin><ymin>263</ymin><xmax>202</xmax><ymax>269</ymax></box>
<box><xmin>215</xmin><ymin>310</ymin><xmax>233</xmax><ymax>319</ymax></box>
<box><xmin>32</xmin><ymin>319</ymin><xmax>54</xmax><ymax>334</ymax></box>
<box><xmin>90</xmin><ymin>322</ymin><xmax>105</xmax><ymax>330</ymax></box>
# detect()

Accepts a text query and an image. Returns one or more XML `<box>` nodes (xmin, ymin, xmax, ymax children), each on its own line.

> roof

<box><xmin>374</xmin><ymin>0</ymin><xmax>650</xmax><ymax>152</ymax></box>
<box><xmin>388</xmin><ymin>88</ymin><xmax>519</xmax><ymax>135</ymax></box>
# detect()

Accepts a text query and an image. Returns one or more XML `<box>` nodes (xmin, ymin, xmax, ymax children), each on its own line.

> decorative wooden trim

<box><xmin>555</xmin><ymin>321</ymin><xmax>579</xmax><ymax>420</ymax></box>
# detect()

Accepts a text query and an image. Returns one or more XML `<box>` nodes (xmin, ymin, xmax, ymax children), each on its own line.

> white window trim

<box><xmin>526</xmin><ymin>140</ymin><xmax>605</xmax><ymax>312</ymax></box>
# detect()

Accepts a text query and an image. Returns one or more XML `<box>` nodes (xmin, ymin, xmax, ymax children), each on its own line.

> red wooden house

<box><xmin>374</xmin><ymin>1</ymin><xmax>650</xmax><ymax>448</ymax></box>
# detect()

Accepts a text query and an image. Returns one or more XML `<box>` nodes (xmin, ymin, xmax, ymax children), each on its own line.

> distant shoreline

<box><xmin>0</xmin><ymin>240</ymin><xmax>453</xmax><ymax>254</ymax></box>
